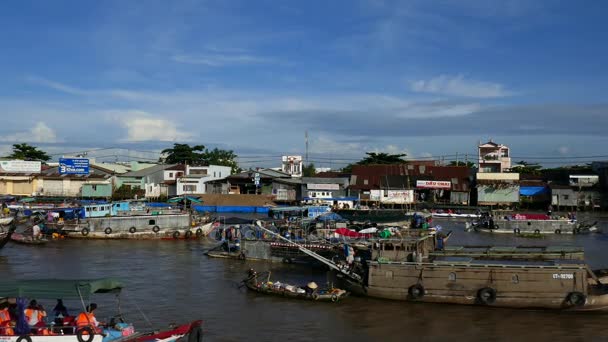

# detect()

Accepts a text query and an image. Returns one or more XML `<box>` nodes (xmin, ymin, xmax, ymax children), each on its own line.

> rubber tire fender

<box><xmin>513</xmin><ymin>228</ymin><xmax>520</xmax><ymax>235</ymax></box>
<box><xmin>477</xmin><ymin>287</ymin><xmax>497</xmax><ymax>305</ymax></box>
<box><xmin>152</xmin><ymin>225</ymin><xmax>160</xmax><ymax>233</ymax></box>
<box><xmin>104</xmin><ymin>227</ymin><xmax>112</xmax><ymax>235</ymax></box>
<box><xmin>129</xmin><ymin>226</ymin><xmax>137</xmax><ymax>234</ymax></box>
<box><xmin>185</xmin><ymin>230</ymin><xmax>193</xmax><ymax>239</ymax></box>
<box><xmin>238</xmin><ymin>252</ymin><xmax>246</xmax><ymax>260</ymax></box>
<box><xmin>566</xmin><ymin>292</ymin><xmax>586</xmax><ymax>307</ymax></box>
<box><xmin>555</xmin><ymin>229</ymin><xmax>561</xmax><ymax>235</ymax></box>
<box><xmin>534</xmin><ymin>229</ymin><xmax>541</xmax><ymax>235</ymax></box>
<box><xmin>312</xmin><ymin>292</ymin><xmax>320</xmax><ymax>300</ymax></box>
<box><xmin>408</xmin><ymin>284</ymin><xmax>425</xmax><ymax>300</ymax></box>
<box><xmin>331</xmin><ymin>294</ymin><xmax>339</xmax><ymax>302</ymax></box>
<box><xmin>196</xmin><ymin>228</ymin><xmax>203</xmax><ymax>237</ymax></box>
<box><xmin>173</xmin><ymin>231</ymin><xmax>181</xmax><ymax>239</ymax></box>
<box><xmin>187</xmin><ymin>325</ymin><xmax>204</xmax><ymax>342</ymax></box>
<box><xmin>16</xmin><ymin>336</ymin><xmax>32</xmax><ymax>342</ymax></box>
<box><xmin>76</xmin><ymin>327</ymin><xmax>95</xmax><ymax>342</ymax></box>
<box><xmin>81</xmin><ymin>227</ymin><xmax>90</xmax><ymax>236</ymax></box>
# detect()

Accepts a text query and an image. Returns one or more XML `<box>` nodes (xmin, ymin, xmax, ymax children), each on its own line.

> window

<box><xmin>92</xmin><ymin>185</ymin><xmax>97</xmax><ymax>191</ymax></box>
<box><xmin>219</xmin><ymin>172</ymin><xmax>222</xmax><ymax>177</ymax></box>
<box><xmin>86</xmin><ymin>207</ymin><xmax>91</xmax><ymax>212</ymax></box>
<box><xmin>214</xmin><ymin>172</ymin><xmax>216</xmax><ymax>177</ymax></box>
<box><xmin>183</xmin><ymin>185</ymin><xmax>196</xmax><ymax>192</ymax></box>
<box><xmin>448</xmin><ymin>272</ymin><xmax>457</xmax><ymax>281</ymax></box>
<box><xmin>512</xmin><ymin>274</ymin><xmax>519</xmax><ymax>284</ymax></box>
<box><xmin>92</xmin><ymin>207</ymin><xmax>97</xmax><ymax>212</ymax></box>
<box><xmin>364</xmin><ymin>179</ymin><xmax>369</xmax><ymax>185</ymax></box>
<box><xmin>563</xmin><ymin>195</ymin><xmax>569</xmax><ymax>200</ymax></box>
<box><xmin>149</xmin><ymin>220</ymin><xmax>156</xmax><ymax>225</ymax></box>
<box><xmin>169</xmin><ymin>172</ymin><xmax>174</xmax><ymax>178</ymax></box>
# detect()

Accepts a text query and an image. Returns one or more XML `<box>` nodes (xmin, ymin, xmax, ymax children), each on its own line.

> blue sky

<box><xmin>1</xmin><ymin>0</ymin><xmax>607</xmax><ymax>168</ymax></box>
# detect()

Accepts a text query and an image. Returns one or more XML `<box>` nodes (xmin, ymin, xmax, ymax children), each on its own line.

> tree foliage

<box><xmin>160</xmin><ymin>143</ymin><xmax>240</xmax><ymax>173</ymax></box>
<box><xmin>7</xmin><ymin>143</ymin><xmax>51</xmax><ymax>161</ymax></box>
<box><xmin>342</xmin><ymin>152</ymin><xmax>408</xmax><ymax>173</ymax></box>
<box><xmin>303</xmin><ymin>163</ymin><xmax>316</xmax><ymax>177</ymax></box>
<box><xmin>203</xmin><ymin>147</ymin><xmax>241</xmax><ymax>174</ymax></box>
<box><xmin>161</xmin><ymin>144</ymin><xmax>206</xmax><ymax>164</ymax></box>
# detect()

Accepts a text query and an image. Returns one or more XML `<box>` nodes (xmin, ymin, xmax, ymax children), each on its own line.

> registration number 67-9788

<box><xmin>553</xmin><ymin>273</ymin><xmax>574</xmax><ymax>280</ymax></box>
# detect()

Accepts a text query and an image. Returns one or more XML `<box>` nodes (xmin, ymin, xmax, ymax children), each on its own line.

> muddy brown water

<box><xmin>2</xmin><ymin>216</ymin><xmax>608</xmax><ymax>341</ymax></box>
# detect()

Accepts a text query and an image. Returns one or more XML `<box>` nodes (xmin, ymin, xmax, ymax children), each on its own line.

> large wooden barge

<box><xmin>331</xmin><ymin>233</ymin><xmax>608</xmax><ymax>311</ymax></box>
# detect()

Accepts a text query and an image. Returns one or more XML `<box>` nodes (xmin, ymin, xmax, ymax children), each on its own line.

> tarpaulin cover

<box><xmin>0</xmin><ymin>278</ymin><xmax>123</xmax><ymax>299</ymax></box>
<box><xmin>168</xmin><ymin>196</ymin><xmax>202</xmax><ymax>203</ymax></box>
<box><xmin>216</xmin><ymin>217</ymin><xmax>255</xmax><ymax>225</ymax></box>
<box><xmin>519</xmin><ymin>186</ymin><xmax>548</xmax><ymax>196</ymax></box>
<box><xmin>315</xmin><ymin>212</ymin><xmax>344</xmax><ymax>222</ymax></box>
<box><xmin>512</xmin><ymin>213</ymin><xmax>551</xmax><ymax>220</ymax></box>
<box><xmin>146</xmin><ymin>202</ymin><xmax>172</xmax><ymax>208</ymax></box>
<box><xmin>335</xmin><ymin>228</ymin><xmax>361</xmax><ymax>238</ymax></box>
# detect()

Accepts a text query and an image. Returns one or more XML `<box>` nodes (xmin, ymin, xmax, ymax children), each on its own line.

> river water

<box><xmin>2</xmin><ymin>215</ymin><xmax>608</xmax><ymax>342</ymax></box>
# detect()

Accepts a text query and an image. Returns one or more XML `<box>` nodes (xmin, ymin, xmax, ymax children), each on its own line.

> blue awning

<box><xmin>520</xmin><ymin>186</ymin><xmax>548</xmax><ymax>196</ymax></box>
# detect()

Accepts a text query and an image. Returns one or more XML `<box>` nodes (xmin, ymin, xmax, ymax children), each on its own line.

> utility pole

<box><xmin>305</xmin><ymin>130</ymin><xmax>309</xmax><ymax>166</ymax></box>
<box><xmin>456</xmin><ymin>152</ymin><xmax>459</xmax><ymax>166</ymax></box>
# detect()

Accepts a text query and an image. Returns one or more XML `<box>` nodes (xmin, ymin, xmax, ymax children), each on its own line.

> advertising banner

<box><xmin>416</xmin><ymin>180</ymin><xmax>452</xmax><ymax>189</ymax></box>
<box><xmin>0</xmin><ymin>160</ymin><xmax>41</xmax><ymax>173</ymax></box>
<box><xmin>59</xmin><ymin>158</ymin><xmax>90</xmax><ymax>175</ymax></box>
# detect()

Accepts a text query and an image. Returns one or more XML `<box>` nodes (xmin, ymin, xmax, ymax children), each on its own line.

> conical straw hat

<box><xmin>307</xmin><ymin>282</ymin><xmax>318</xmax><ymax>289</ymax></box>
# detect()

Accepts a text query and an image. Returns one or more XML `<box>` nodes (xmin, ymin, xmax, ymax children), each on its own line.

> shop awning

<box><xmin>520</xmin><ymin>186</ymin><xmax>548</xmax><ymax>196</ymax></box>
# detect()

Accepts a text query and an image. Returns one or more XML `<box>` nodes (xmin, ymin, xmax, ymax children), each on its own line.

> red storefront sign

<box><xmin>416</xmin><ymin>180</ymin><xmax>451</xmax><ymax>189</ymax></box>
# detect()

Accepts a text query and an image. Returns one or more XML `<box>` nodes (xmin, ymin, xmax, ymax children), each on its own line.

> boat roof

<box><xmin>0</xmin><ymin>278</ymin><xmax>123</xmax><ymax>299</ymax></box>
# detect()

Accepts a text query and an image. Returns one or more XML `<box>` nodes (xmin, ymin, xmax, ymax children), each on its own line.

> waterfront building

<box><xmin>478</xmin><ymin>140</ymin><xmax>511</xmax><ymax>173</ymax></box>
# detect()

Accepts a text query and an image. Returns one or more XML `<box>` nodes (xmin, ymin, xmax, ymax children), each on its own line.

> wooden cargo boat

<box><xmin>244</xmin><ymin>270</ymin><xmax>348</xmax><ymax>302</ymax></box>
<box><xmin>467</xmin><ymin>212</ymin><xmax>597</xmax><ymax>235</ymax></box>
<box><xmin>331</xmin><ymin>234</ymin><xmax>608</xmax><ymax>311</ymax></box>
<box><xmin>0</xmin><ymin>278</ymin><xmax>203</xmax><ymax>342</ymax></box>
<box><xmin>333</xmin><ymin>209</ymin><xmax>413</xmax><ymax>224</ymax></box>
<box><xmin>9</xmin><ymin>232</ymin><xmax>48</xmax><ymax>245</ymax></box>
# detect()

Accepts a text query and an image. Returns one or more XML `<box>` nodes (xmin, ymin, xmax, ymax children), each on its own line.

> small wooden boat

<box><xmin>10</xmin><ymin>232</ymin><xmax>49</xmax><ymax>245</ymax></box>
<box><xmin>243</xmin><ymin>270</ymin><xmax>348</xmax><ymax>302</ymax></box>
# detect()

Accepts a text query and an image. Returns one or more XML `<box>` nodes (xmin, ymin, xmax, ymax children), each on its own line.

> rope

<box><xmin>124</xmin><ymin>292</ymin><xmax>153</xmax><ymax>329</ymax></box>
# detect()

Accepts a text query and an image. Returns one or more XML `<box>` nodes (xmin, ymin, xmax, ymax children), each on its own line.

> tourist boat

<box><xmin>0</xmin><ymin>278</ymin><xmax>203</xmax><ymax>341</ymax></box>
<box><xmin>432</xmin><ymin>212</ymin><xmax>481</xmax><ymax>219</ymax></box>
<box><xmin>243</xmin><ymin>270</ymin><xmax>348</xmax><ymax>302</ymax></box>
<box><xmin>329</xmin><ymin>233</ymin><xmax>608</xmax><ymax>311</ymax></box>
<box><xmin>466</xmin><ymin>212</ymin><xmax>598</xmax><ymax>235</ymax></box>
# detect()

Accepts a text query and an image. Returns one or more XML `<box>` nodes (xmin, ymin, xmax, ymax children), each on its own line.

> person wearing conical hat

<box><xmin>304</xmin><ymin>282</ymin><xmax>318</xmax><ymax>297</ymax></box>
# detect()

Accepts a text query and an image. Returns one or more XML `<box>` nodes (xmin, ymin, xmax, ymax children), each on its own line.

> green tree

<box><xmin>160</xmin><ymin>143</ymin><xmax>241</xmax><ymax>174</ymax></box>
<box><xmin>160</xmin><ymin>143</ymin><xmax>206</xmax><ymax>164</ymax></box>
<box><xmin>7</xmin><ymin>143</ymin><xmax>51</xmax><ymax>161</ymax></box>
<box><xmin>342</xmin><ymin>152</ymin><xmax>408</xmax><ymax>172</ymax></box>
<box><xmin>202</xmin><ymin>148</ymin><xmax>241</xmax><ymax>174</ymax></box>
<box><xmin>302</xmin><ymin>163</ymin><xmax>316</xmax><ymax>177</ymax></box>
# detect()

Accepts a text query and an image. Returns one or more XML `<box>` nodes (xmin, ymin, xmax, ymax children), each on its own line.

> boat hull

<box><xmin>332</xmin><ymin>261</ymin><xmax>608</xmax><ymax>311</ymax></box>
<box><xmin>469</xmin><ymin>219</ymin><xmax>597</xmax><ymax>235</ymax></box>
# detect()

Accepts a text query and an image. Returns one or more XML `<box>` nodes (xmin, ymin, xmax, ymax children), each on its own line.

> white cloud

<box><xmin>108</xmin><ymin>111</ymin><xmax>193</xmax><ymax>142</ymax></box>
<box><xmin>1</xmin><ymin>122</ymin><xmax>58</xmax><ymax>143</ymax></box>
<box><xmin>410</xmin><ymin>74</ymin><xmax>511</xmax><ymax>98</ymax></box>
<box><xmin>171</xmin><ymin>53</ymin><xmax>274</xmax><ymax>67</ymax></box>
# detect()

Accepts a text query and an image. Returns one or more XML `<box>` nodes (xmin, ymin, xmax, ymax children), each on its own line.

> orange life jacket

<box><xmin>0</xmin><ymin>309</ymin><xmax>10</xmax><ymax>324</ymax></box>
<box><xmin>1</xmin><ymin>325</ymin><xmax>14</xmax><ymax>336</ymax></box>
<box><xmin>76</xmin><ymin>312</ymin><xmax>96</xmax><ymax>327</ymax></box>
<box><xmin>24</xmin><ymin>308</ymin><xmax>45</xmax><ymax>325</ymax></box>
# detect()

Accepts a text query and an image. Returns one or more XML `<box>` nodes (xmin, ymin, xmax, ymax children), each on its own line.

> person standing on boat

<box><xmin>547</xmin><ymin>205</ymin><xmax>553</xmax><ymax>217</ymax></box>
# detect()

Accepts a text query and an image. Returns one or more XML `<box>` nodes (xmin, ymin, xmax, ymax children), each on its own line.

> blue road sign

<box><xmin>59</xmin><ymin>158</ymin><xmax>90</xmax><ymax>175</ymax></box>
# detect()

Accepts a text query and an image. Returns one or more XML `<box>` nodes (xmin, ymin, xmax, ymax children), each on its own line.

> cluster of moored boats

<box><xmin>198</xmin><ymin>206</ymin><xmax>608</xmax><ymax>312</ymax></box>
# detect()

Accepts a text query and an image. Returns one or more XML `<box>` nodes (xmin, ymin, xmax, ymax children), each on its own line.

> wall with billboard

<box><xmin>59</xmin><ymin>158</ymin><xmax>90</xmax><ymax>175</ymax></box>
<box><xmin>0</xmin><ymin>160</ymin><xmax>41</xmax><ymax>173</ymax></box>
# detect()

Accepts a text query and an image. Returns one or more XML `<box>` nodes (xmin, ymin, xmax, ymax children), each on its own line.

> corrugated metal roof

<box><xmin>121</xmin><ymin>164</ymin><xmax>174</xmax><ymax>177</ymax></box>
<box><xmin>301</xmin><ymin>177</ymin><xmax>349</xmax><ymax>184</ymax></box>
